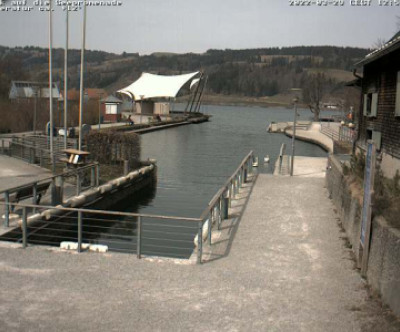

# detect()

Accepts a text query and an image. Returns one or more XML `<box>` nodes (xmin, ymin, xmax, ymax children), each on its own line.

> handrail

<box><xmin>0</xmin><ymin>162</ymin><xmax>99</xmax><ymax>195</ymax></box>
<box><xmin>199</xmin><ymin>150</ymin><xmax>253</xmax><ymax>221</ymax></box>
<box><xmin>0</xmin><ymin>201</ymin><xmax>201</xmax><ymax>222</ymax></box>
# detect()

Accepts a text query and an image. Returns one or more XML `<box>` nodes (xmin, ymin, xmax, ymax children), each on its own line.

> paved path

<box><xmin>286</xmin><ymin>123</ymin><xmax>333</xmax><ymax>152</ymax></box>
<box><xmin>0</xmin><ymin>168</ymin><xmax>399</xmax><ymax>331</ymax></box>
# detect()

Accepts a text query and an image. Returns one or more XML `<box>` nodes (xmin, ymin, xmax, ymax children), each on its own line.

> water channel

<box><xmin>2</xmin><ymin>105</ymin><xmax>331</xmax><ymax>258</ymax></box>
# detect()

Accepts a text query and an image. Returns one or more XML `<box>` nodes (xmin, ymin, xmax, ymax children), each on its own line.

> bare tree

<box><xmin>373</xmin><ymin>38</ymin><xmax>386</xmax><ymax>49</ymax></box>
<box><xmin>302</xmin><ymin>72</ymin><xmax>328</xmax><ymax>121</ymax></box>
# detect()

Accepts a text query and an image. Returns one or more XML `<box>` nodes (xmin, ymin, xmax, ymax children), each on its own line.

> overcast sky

<box><xmin>0</xmin><ymin>0</ymin><xmax>398</xmax><ymax>54</ymax></box>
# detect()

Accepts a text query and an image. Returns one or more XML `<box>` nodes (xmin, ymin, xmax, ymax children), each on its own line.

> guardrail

<box><xmin>278</xmin><ymin>143</ymin><xmax>286</xmax><ymax>175</ymax></box>
<box><xmin>0</xmin><ymin>151</ymin><xmax>254</xmax><ymax>264</ymax></box>
<box><xmin>0</xmin><ymin>135</ymin><xmax>77</xmax><ymax>168</ymax></box>
<box><xmin>0</xmin><ymin>163</ymin><xmax>99</xmax><ymax>227</ymax></box>
<box><xmin>320</xmin><ymin>122</ymin><xmax>354</xmax><ymax>143</ymax></box>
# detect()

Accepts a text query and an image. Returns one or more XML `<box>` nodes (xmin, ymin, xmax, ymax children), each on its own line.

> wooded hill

<box><xmin>0</xmin><ymin>45</ymin><xmax>370</xmax><ymax>101</ymax></box>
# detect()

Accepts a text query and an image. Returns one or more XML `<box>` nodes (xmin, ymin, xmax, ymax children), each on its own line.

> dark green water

<box><xmin>136</xmin><ymin>104</ymin><xmax>327</xmax><ymax>218</ymax></box>
<box><xmin>1</xmin><ymin>105</ymin><xmax>329</xmax><ymax>258</ymax></box>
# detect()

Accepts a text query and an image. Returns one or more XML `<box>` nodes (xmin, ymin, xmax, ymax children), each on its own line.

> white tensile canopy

<box><xmin>118</xmin><ymin>71</ymin><xmax>200</xmax><ymax>101</ymax></box>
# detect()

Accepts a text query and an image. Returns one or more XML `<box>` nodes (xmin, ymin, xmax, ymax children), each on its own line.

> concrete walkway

<box><xmin>0</xmin><ymin>168</ymin><xmax>399</xmax><ymax>331</ymax></box>
<box><xmin>285</xmin><ymin>123</ymin><xmax>333</xmax><ymax>152</ymax></box>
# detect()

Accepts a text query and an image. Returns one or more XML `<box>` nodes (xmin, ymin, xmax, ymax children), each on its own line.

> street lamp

<box><xmin>289</xmin><ymin>88</ymin><xmax>302</xmax><ymax>177</ymax></box>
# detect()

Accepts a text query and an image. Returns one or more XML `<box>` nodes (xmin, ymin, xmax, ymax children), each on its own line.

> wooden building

<box><xmin>355</xmin><ymin>31</ymin><xmax>400</xmax><ymax>178</ymax></box>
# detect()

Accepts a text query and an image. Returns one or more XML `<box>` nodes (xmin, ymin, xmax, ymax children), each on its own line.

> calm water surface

<box><xmin>135</xmin><ymin>105</ymin><xmax>327</xmax><ymax>218</ymax></box>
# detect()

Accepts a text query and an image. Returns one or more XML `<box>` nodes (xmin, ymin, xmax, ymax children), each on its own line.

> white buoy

<box><xmin>264</xmin><ymin>155</ymin><xmax>270</xmax><ymax>163</ymax></box>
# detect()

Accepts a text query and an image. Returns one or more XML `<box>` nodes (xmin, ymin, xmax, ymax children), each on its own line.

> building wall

<box><xmin>358</xmin><ymin>49</ymin><xmax>400</xmax><ymax>163</ymax></box>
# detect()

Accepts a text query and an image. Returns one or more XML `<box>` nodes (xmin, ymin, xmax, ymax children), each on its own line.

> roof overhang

<box><xmin>355</xmin><ymin>36</ymin><xmax>400</xmax><ymax>67</ymax></box>
<box><xmin>117</xmin><ymin>72</ymin><xmax>200</xmax><ymax>101</ymax></box>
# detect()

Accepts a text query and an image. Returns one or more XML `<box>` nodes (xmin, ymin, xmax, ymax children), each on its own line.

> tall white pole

<box><xmin>49</xmin><ymin>0</ymin><xmax>54</xmax><ymax>172</ymax></box>
<box><xmin>78</xmin><ymin>1</ymin><xmax>87</xmax><ymax>151</ymax></box>
<box><xmin>290</xmin><ymin>98</ymin><xmax>298</xmax><ymax>177</ymax></box>
<box><xmin>64</xmin><ymin>8</ymin><xmax>69</xmax><ymax>149</ymax></box>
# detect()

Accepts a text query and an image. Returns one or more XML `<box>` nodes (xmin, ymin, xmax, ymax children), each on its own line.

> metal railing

<box><xmin>0</xmin><ymin>151</ymin><xmax>254</xmax><ymax>264</ymax></box>
<box><xmin>0</xmin><ymin>135</ymin><xmax>77</xmax><ymax>168</ymax></box>
<box><xmin>0</xmin><ymin>163</ymin><xmax>99</xmax><ymax>227</ymax></box>
<box><xmin>320</xmin><ymin>122</ymin><xmax>354</xmax><ymax>143</ymax></box>
<box><xmin>278</xmin><ymin>143</ymin><xmax>286</xmax><ymax>175</ymax></box>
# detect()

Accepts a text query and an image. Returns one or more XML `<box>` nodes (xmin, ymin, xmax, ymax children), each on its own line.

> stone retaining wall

<box><xmin>326</xmin><ymin>154</ymin><xmax>400</xmax><ymax>316</ymax></box>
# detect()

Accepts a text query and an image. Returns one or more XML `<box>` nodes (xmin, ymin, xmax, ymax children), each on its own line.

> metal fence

<box><xmin>320</xmin><ymin>122</ymin><xmax>354</xmax><ymax>143</ymax></box>
<box><xmin>0</xmin><ymin>163</ymin><xmax>99</xmax><ymax>227</ymax></box>
<box><xmin>0</xmin><ymin>135</ymin><xmax>77</xmax><ymax>168</ymax></box>
<box><xmin>0</xmin><ymin>151</ymin><xmax>254</xmax><ymax>264</ymax></box>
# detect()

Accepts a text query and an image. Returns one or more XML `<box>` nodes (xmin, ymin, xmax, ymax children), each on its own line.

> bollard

<box><xmin>137</xmin><ymin>216</ymin><xmax>142</xmax><ymax>259</ymax></box>
<box><xmin>77</xmin><ymin>211</ymin><xmax>82</xmax><ymax>253</ymax></box>
<box><xmin>197</xmin><ymin>221</ymin><xmax>203</xmax><ymax>264</ymax></box>
<box><xmin>4</xmin><ymin>191</ymin><xmax>10</xmax><ymax>227</ymax></box>
<box><xmin>123</xmin><ymin>160</ymin><xmax>129</xmax><ymax>176</ymax></box>
<box><xmin>22</xmin><ymin>207</ymin><xmax>27</xmax><ymax>248</ymax></box>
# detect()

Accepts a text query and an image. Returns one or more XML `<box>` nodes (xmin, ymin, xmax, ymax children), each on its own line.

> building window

<box><xmin>363</xmin><ymin>92</ymin><xmax>378</xmax><ymax>117</ymax></box>
<box><xmin>396</xmin><ymin>71</ymin><xmax>400</xmax><ymax>117</ymax></box>
<box><xmin>105</xmin><ymin>104</ymin><xmax>117</xmax><ymax>114</ymax></box>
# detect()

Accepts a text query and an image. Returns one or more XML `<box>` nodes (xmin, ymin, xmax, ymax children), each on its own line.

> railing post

<box><xmin>222</xmin><ymin>190</ymin><xmax>229</xmax><ymax>220</ymax></box>
<box><xmin>4</xmin><ymin>191</ymin><xmax>9</xmax><ymax>227</ymax></box>
<box><xmin>77</xmin><ymin>211</ymin><xmax>82</xmax><ymax>253</ymax></box>
<box><xmin>229</xmin><ymin>182</ymin><xmax>233</xmax><ymax>207</ymax></box>
<box><xmin>39</xmin><ymin>149</ymin><xmax>43</xmax><ymax>167</ymax></box>
<box><xmin>22</xmin><ymin>207</ymin><xmax>27</xmax><ymax>248</ymax></box>
<box><xmin>76</xmin><ymin>171</ymin><xmax>81</xmax><ymax>196</ymax></box>
<box><xmin>208</xmin><ymin>212</ymin><xmax>212</xmax><ymax>245</ymax></box>
<box><xmin>123</xmin><ymin>160</ymin><xmax>129</xmax><ymax>176</ymax></box>
<box><xmin>96</xmin><ymin>163</ymin><xmax>100</xmax><ymax>187</ymax></box>
<box><xmin>197</xmin><ymin>220</ymin><xmax>203</xmax><ymax>264</ymax></box>
<box><xmin>218</xmin><ymin>198</ymin><xmax>222</xmax><ymax>230</ymax></box>
<box><xmin>51</xmin><ymin>177</ymin><xmax>56</xmax><ymax>206</ymax></box>
<box><xmin>90</xmin><ymin>165</ymin><xmax>95</xmax><ymax>187</ymax></box>
<box><xmin>32</xmin><ymin>183</ymin><xmax>38</xmax><ymax>213</ymax></box>
<box><xmin>137</xmin><ymin>216</ymin><xmax>142</xmax><ymax>259</ymax></box>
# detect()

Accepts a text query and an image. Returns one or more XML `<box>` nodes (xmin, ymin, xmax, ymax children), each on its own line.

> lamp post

<box><xmin>48</xmin><ymin>0</ymin><xmax>55</xmax><ymax>173</ymax></box>
<box><xmin>32</xmin><ymin>86</ymin><xmax>38</xmax><ymax>134</ymax></box>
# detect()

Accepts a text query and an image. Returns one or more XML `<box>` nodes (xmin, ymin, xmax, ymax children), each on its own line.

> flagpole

<box><xmin>64</xmin><ymin>8</ymin><xmax>69</xmax><ymax>149</ymax></box>
<box><xmin>78</xmin><ymin>1</ymin><xmax>87</xmax><ymax>151</ymax></box>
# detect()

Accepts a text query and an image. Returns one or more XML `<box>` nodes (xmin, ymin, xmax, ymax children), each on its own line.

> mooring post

<box><xmin>22</xmin><ymin>207</ymin><xmax>27</xmax><ymax>249</ymax></box>
<box><xmin>77</xmin><ymin>211</ymin><xmax>82</xmax><ymax>253</ymax></box>
<box><xmin>123</xmin><ymin>160</ymin><xmax>129</xmax><ymax>176</ymax></box>
<box><xmin>4</xmin><ymin>191</ymin><xmax>10</xmax><ymax>227</ymax></box>
<box><xmin>137</xmin><ymin>216</ymin><xmax>142</xmax><ymax>259</ymax></box>
<box><xmin>197</xmin><ymin>221</ymin><xmax>203</xmax><ymax>264</ymax></box>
